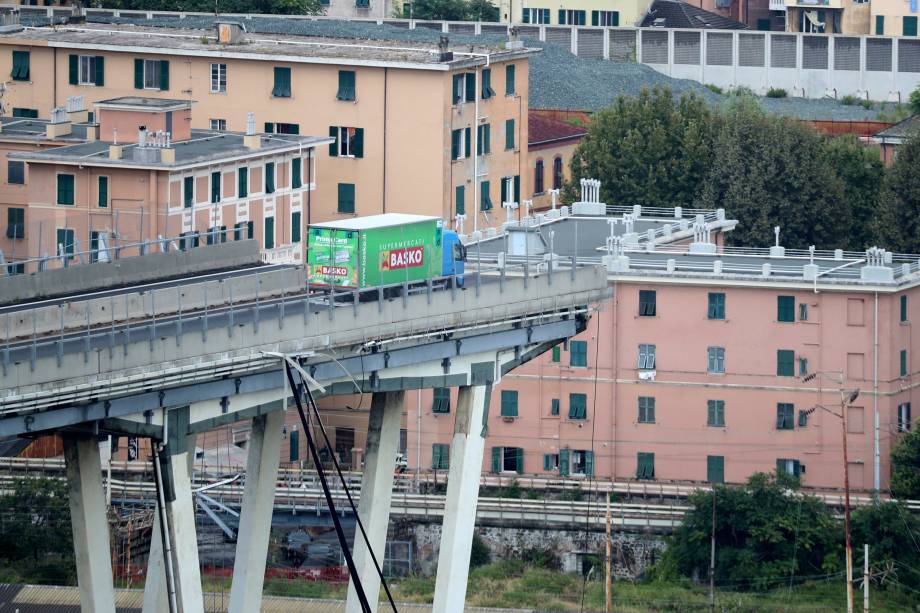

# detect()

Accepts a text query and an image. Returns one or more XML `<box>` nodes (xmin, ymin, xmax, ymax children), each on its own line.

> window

<box><xmin>69</xmin><ymin>54</ymin><xmax>104</xmax><ymax>86</ymax></box>
<box><xmin>638</xmin><ymin>344</ymin><xmax>656</xmax><ymax>370</ymax></box>
<box><xmin>264</xmin><ymin>216</ymin><xmax>275</xmax><ymax>250</ymax></box>
<box><xmin>337</xmin><ymin>183</ymin><xmax>355</xmax><ymax>214</ymax></box>
<box><xmin>559</xmin><ymin>9</ymin><xmax>587</xmax><ymax>25</ymax></box>
<box><xmin>707</xmin><ymin>347</ymin><xmax>725</xmax><ymax>374</ymax></box>
<box><xmin>209</xmin><ymin>119</ymin><xmax>227</xmax><ymax>131</ymax></box>
<box><xmin>500</xmin><ymin>390</ymin><xmax>518</xmax><ymax>417</ymax></box>
<box><xmin>12</xmin><ymin>108</ymin><xmax>37</xmax><ymax>118</ymax></box>
<box><xmin>552</xmin><ymin>157</ymin><xmax>563</xmax><ymax>190</ymax></box>
<box><xmin>450</xmin><ymin>128</ymin><xmax>471</xmax><ymax>161</ymax></box>
<box><xmin>707</xmin><ymin>400</ymin><xmax>725</xmax><ymax>427</ymax></box>
<box><xmin>777</xmin><ymin>350</ymin><xmax>795</xmax><ymax>377</ymax></box>
<box><xmin>234</xmin><ymin>221</ymin><xmax>253</xmax><ymax>241</ymax></box>
<box><xmin>6</xmin><ymin>207</ymin><xmax>24</xmax><ymax>239</ymax></box>
<box><xmin>568</xmin><ymin>393</ymin><xmax>587</xmax><ymax>420</ymax></box>
<box><xmin>901</xmin><ymin>295</ymin><xmax>908</xmax><ymax>323</ymax></box>
<box><xmin>451</xmin><ymin>74</ymin><xmax>465</xmax><ymax>105</ymax></box>
<box><xmin>135</xmin><ymin>59</ymin><xmax>168</xmax><ymax>91</ymax></box>
<box><xmin>476</xmin><ymin>124</ymin><xmax>491</xmax><ymax>155</ymax></box>
<box><xmin>505</xmin><ymin>119</ymin><xmax>515</xmax><ymax>150</ymax></box>
<box><xmin>592</xmin><ymin>10</ymin><xmax>619</xmax><ymax>26</ymax></box>
<box><xmin>639</xmin><ymin>290</ymin><xmax>656</xmax><ymax>316</ymax></box>
<box><xmin>799</xmin><ymin>408</ymin><xmax>811</xmax><ymax>428</ymax></box>
<box><xmin>98</xmin><ymin>176</ymin><xmax>108</xmax><ymax>208</ymax></box>
<box><xmin>550</xmin><ymin>398</ymin><xmax>560</xmax><ymax>416</ymax></box>
<box><xmin>480</xmin><ymin>180</ymin><xmax>492</xmax><ymax>211</ymax></box>
<box><xmin>570</xmin><ymin>340</ymin><xmax>588</xmax><ymax>367</ymax></box>
<box><xmin>481</xmin><ymin>68</ymin><xmax>495</xmax><ymax>99</ymax></box>
<box><xmin>56</xmin><ymin>228</ymin><xmax>75</xmax><ymax>261</ymax></box>
<box><xmin>210</xmin><ymin>171</ymin><xmax>221</xmax><ymax>204</ymax></box>
<box><xmin>89</xmin><ymin>230</ymin><xmax>101</xmax><ymax>263</ymax></box>
<box><xmin>210</xmin><ymin>63</ymin><xmax>227</xmax><ymax>93</ymax></box>
<box><xmin>272</xmin><ymin>66</ymin><xmax>291</xmax><ymax>97</ymax></box>
<box><xmin>289</xmin><ymin>430</ymin><xmax>300</xmax><ymax>462</ymax></box>
<box><xmin>638</xmin><ymin>396</ymin><xmax>655</xmax><ymax>423</ymax></box>
<box><xmin>522</xmin><ymin>8</ymin><xmax>550</xmax><ymax>24</ymax></box>
<box><xmin>777</xmin><ymin>296</ymin><xmax>795</xmax><ymax>322</ymax></box>
<box><xmin>183</xmin><ymin>176</ymin><xmax>194</xmax><ymax>208</ymax></box>
<box><xmin>11</xmin><ymin>50</ymin><xmax>29</xmax><ymax>81</ymax></box>
<box><xmin>636</xmin><ymin>452</ymin><xmax>655</xmax><ymax>479</ymax></box>
<box><xmin>206</xmin><ymin>226</ymin><xmax>227</xmax><ymax>245</ymax></box>
<box><xmin>799</xmin><ymin>303</ymin><xmax>808</xmax><ymax>321</ymax></box>
<box><xmin>337</xmin><ymin>70</ymin><xmax>356</xmax><ymax>101</ymax></box>
<box><xmin>330</xmin><ymin>126</ymin><xmax>362</xmax><ymax>159</ymax></box>
<box><xmin>292</xmin><ymin>211</ymin><xmax>301</xmax><ymax>243</ymax></box>
<box><xmin>707</xmin><ymin>455</ymin><xmax>724</xmax><ymax>484</ymax></box>
<box><xmin>505</xmin><ymin>64</ymin><xmax>515</xmax><ymax>96</ymax></box>
<box><xmin>265</xmin><ymin>122</ymin><xmax>300</xmax><ymax>135</ymax></box>
<box><xmin>291</xmin><ymin>158</ymin><xmax>302</xmax><ymax>189</ymax></box>
<box><xmin>875</xmin><ymin>15</ymin><xmax>884</xmax><ymax>36</ymax></box>
<box><xmin>491</xmin><ymin>446</ymin><xmax>524</xmax><ymax>473</ymax></box>
<box><xmin>356</xmin><ymin>0</ymin><xmax>369</xmax><ymax>7</ymax></box>
<box><xmin>432</xmin><ymin>443</ymin><xmax>450</xmax><ymax>470</ymax></box>
<box><xmin>900</xmin><ymin>350</ymin><xmax>908</xmax><ymax>377</ymax></box>
<box><xmin>551</xmin><ymin>345</ymin><xmax>561</xmax><ymax>362</ymax></box>
<box><xmin>543</xmin><ymin>453</ymin><xmax>559</xmax><ymax>471</ymax></box>
<box><xmin>455</xmin><ymin>185</ymin><xmax>465</xmax><ymax>216</ymax></box>
<box><xmin>776</xmin><ymin>458</ymin><xmax>803</xmax><ymax>478</ymax></box>
<box><xmin>238</xmin><ymin>168</ymin><xmax>248</xmax><ymax>198</ymax></box>
<box><xmin>905</xmin><ymin>16</ymin><xmax>918</xmax><ymax>37</ymax></box>
<box><xmin>798</xmin><ymin>357</ymin><xmax>808</xmax><ymax>376</ymax></box>
<box><xmin>776</xmin><ymin>403</ymin><xmax>795</xmax><ymax>430</ymax></box>
<box><xmin>7</xmin><ymin>161</ymin><xmax>24</xmax><ymax>185</ymax></box>
<box><xmin>708</xmin><ymin>292</ymin><xmax>725</xmax><ymax>320</ymax></box>
<box><xmin>534</xmin><ymin>159</ymin><xmax>545</xmax><ymax>194</ymax></box>
<box><xmin>432</xmin><ymin>387</ymin><xmax>450</xmax><ymax>413</ymax></box>
<box><xmin>57</xmin><ymin>174</ymin><xmax>75</xmax><ymax>205</ymax></box>
<box><xmin>265</xmin><ymin>162</ymin><xmax>275</xmax><ymax>194</ymax></box>
<box><xmin>898</xmin><ymin>402</ymin><xmax>912</xmax><ymax>432</ymax></box>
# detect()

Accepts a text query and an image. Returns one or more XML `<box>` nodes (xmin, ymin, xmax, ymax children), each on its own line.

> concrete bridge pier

<box><xmin>345</xmin><ymin>390</ymin><xmax>405</xmax><ymax>613</ymax></box>
<box><xmin>63</xmin><ymin>434</ymin><xmax>117</xmax><ymax>613</ymax></box>
<box><xmin>228</xmin><ymin>409</ymin><xmax>285</xmax><ymax>613</ymax></box>
<box><xmin>432</xmin><ymin>382</ymin><xmax>492</xmax><ymax>612</ymax></box>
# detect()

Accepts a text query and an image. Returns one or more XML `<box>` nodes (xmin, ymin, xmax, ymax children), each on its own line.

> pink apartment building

<box><xmin>407</xmin><ymin>212</ymin><xmax>916</xmax><ymax>493</ymax></box>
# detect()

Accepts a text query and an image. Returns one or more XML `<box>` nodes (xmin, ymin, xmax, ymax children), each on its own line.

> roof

<box><xmin>640</xmin><ymin>0</ymin><xmax>748</xmax><ymax>30</ymax></box>
<box><xmin>4</xmin><ymin>23</ymin><xmax>538</xmax><ymax>71</ymax></box>
<box><xmin>528</xmin><ymin>115</ymin><xmax>587</xmax><ymax>149</ymax></box>
<box><xmin>314</xmin><ymin>213</ymin><xmax>439</xmax><ymax>231</ymax></box>
<box><xmin>873</xmin><ymin>113</ymin><xmax>920</xmax><ymax>145</ymax></box>
<box><xmin>8</xmin><ymin>129</ymin><xmax>332</xmax><ymax>171</ymax></box>
<box><xmin>95</xmin><ymin>96</ymin><xmax>192</xmax><ymax>112</ymax></box>
<box><xmin>0</xmin><ymin>117</ymin><xmax>91</xmax><ymax>143</ymax></box>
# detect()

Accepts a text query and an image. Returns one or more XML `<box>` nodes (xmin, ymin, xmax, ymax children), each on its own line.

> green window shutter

<box><xmin>57</xmin><ymin>228</ymin><xmax>75</xmax><ymax>259</ymax></box>
<box><xmin>265</xmin><ymin>122</ymin><xmax>274</xmax><ymax>134</ymax></box>
<box><xmin>484</xmin><ymin>124</ymin><xmax>491</xmax><ymax>154</ymax></box>
<box><xmin>516</xmin><ymin>448</ymin><xmax>524</xmax><ymax>474</ymax></box>
<box><xmin>777</xmin><ymin>295</ymin><xmax>795</xmax><ymax>322</ymax></box>
<box><xmin>351</xmin><ymin>128</ymin><xmax>364</xmax><ymax>158</ymax></box>
<box><xmin>273</xmin><ymin>67</ymin><xmax>291</xmax><ymax>97</ymax></box>
<box><xmin>569</xmin><ymin>393</ymin><xmax>587</xmax><ymax>419</ymax></box>
<box><xmin>637</xmin><ymin>452</ymin><xmax>654</xmax><ymax>479</ymax></box>
<box><xmin>265</xmin><ymin>162</ymin><xmax>275</xmax><ymax>194</ymax></box>
<box><xmin>98</xmin><ymin>176</ymin><xmax>108</xmax><ymax>208</ymax></box>
<box><xmin>876</xmin><ymin>15</ymin><xmax>884</xmax><ymax>35</ymax></box>
<box><xmin>543</xmin><ymin>454</ymin><xmax>552</xmax><ymax>471</ymax></box>
<box><xmin>337</xmin><ymin>70</ymin><xmax>356</xmax><ymax>101</ymax></box>
<box><xmin>134</xmin><ymin>58</ymin><xmax>144</xmax><ymax>89</ymax></box>
<box><xmin>550</xmin><ymin>398</ymin><xmax>560</xmax><ymax>415</ymax></box>
<box><xmin>613</xmin><ymin>12</ymin><xmax>620</xmax><ymax>26</ymax></box>
<box><xmin>559</xmin><ymin>449</ymin><xmax>570</xmax><ymax>476</ymax></box>
<box><xmin>7</xmin><ymin>207</ymin><xmax>24</xmax><ymax>239</ymax></box>
<box><xmin>708</xmin><ymin>292</ymin><xmax>725</xmax><ymax>319</ymax></box>
<box><xmin>481</xmin><ymin>68</ymin><xmax>494</xmax><ymax>99</ymax></box>
<box><xmin>292</xmin><ymin>158</ymin><xmax>302</xmax><ymax>189</ymax></box>
<box><xmin>264</xmin><ymin>216</ymin><xmax>275</xmax><ymax>249</ymax></box>
<box><xmin>12</xmin><ymin>51</ymin><xmax>30</xmax><ymax>81</ymax></box>
<box><xmin>183</xmin><ymin>176</ymin><xmax>193</xmax><ymax>207</ymax></box>
<box><xmin>505</xmin><ymin>64</ymin><xmax>515</xmax><ymax>96</ymax></box>
<box><xmin>901</xmin><ymin>350</ymin><xmax>908</xmax><ymax>377</ymax></box>
<box><xmin>432</xmin><ymin>387</ymin><xmax>450</xmax><ymax>413</ymax></box>
<box><xmin>585</xmin><ymin>451</ymin><xmax>594</xmax><ymax>477</ymax></box>
<box><xmin>491</xmin><ymin>447</ymin><xmax>501</xmax><ymax>473</ymax></box>
<box><xmin>500</xmin><ymin>390</ymin><xmax>518</xmax><ymax>417</ymax></box>
<box><xmin>465</xmin><ymin>73</ymin><xmax>475</xmax><ymax>102</ymax></box>
<box><xmin>292</xmin><ymin>211</ymin><xmax>301</xmax><ymax>243</ymax></box>
<box><xmin>158</xmin><ymin>60</ymin><xmax>169</xmax><ymax>91</ymax></box>
<box><xmin>777</xmin><ymin>350</ymin><xmax>794</xmax><ymax>376</ymax></box>
<box><xmin>464</xmin><ymin>127</ymin><xmax>471</xmax><ymax>159</ymax></box>
<box><xmin>707</xmin><ymin>456</ymin><xmax>724</xmax><ymax>484</ymax></box>
<box><xmin>338</xmin><ymin>183</ymin><xmax>356</xmax><ymax>214</ymax></box>
<box><xmin>247</xmin><ymin>221</ymin><xmax>254</xmax><ymax>239</ymax></box>
<box><xmin>552</xmin><ymin>346</ymin><xmax>560</xmax><ymax>362</ymax></box>
<box><xmin>639</xmin><ymin>290</ymin><xmax>657</xmax><ymax>316</ymax></box>
<box><xmin>433</xmin><ymin>444</ymin><xmax>450</xmax><ymax>470</ymax></box>
<box><xmin>329</xmin><ymin>126</ymin><xmax>339</xmax><ymax>157</ymax></box>
<box><xmin>905</xmin><ymin>16</ymin><xmax>918</xmax><ymax>37</ymax></box>
<box><xmin>94</xmin><ymin>56</ymin><xmax>104</xmax><ymax>86</ymax></box>
<box><xmin>289</xmin><ymin>430</ymin><xmax>299</xmax><ymax>462</ymax></box>
<box><xmin>591</xmin><ymin>10</ymin><xmax>598</xmax><ymax>26</ymax></box>
<box><xmin>513</xmin><ymin>175</ymin><xmax>520</xmax><ymax>204</ymax></box>
<box><xmin>68</xmin><ymin>54</ymin><xmax>78</xmax><ymax>85</ymax></box>
<box><xmin>901</xmin><ymin>295</ymin><xmax>908</xmax><ymax>322</ymax></box>
<box><xmin>56</xmin><ymin>174</ymin><xmax>74</xmax><ymax>205</ymax></box>
<box><xmin>451</xmin><ymin>129</ymin><xmax>460</xmax><ymax>160</ymax></box>
<box><xmin>238</xmin><ymin>168</ymin><xmax>248</xmax><ymax>198</ymax></box>
<box><xmin>558</xmin><ymin>9</ymin><xmax>566</xmax><ymax>24</ymax></box>
<box><xmin>211</xmin><ymin>171</ymin><xmax>221</xmax><ymax>203</ymax></box>
<box><xmin>452</xmin><ymin>74</ymin><xmax>463</xmax><ymax>104</ymax></box>
<box><xmin>570</xmin><ymin>340</ymin><xmax>587</xmax><ymax>367</ymax></box>
<box><xmin>455</xmin><ymin>185</ymin><xmax>465</xmax><ymax>216</ymax></box>
<box><xmin>480</xmin><ymin>180</ymin><xmax>492</xmax><ymax>211</ymax></box>
<box><xmin>776</xmin><ymin>403</ymin><xmax>794</xmax><ymax>429</ymax></box>
<box><xmin>505</xmin><ymin>119</ymin><xmax>515</xmax><ymax>150</ymax></box>
<box><xmin>89</xmin><ymin>231</ymin><xmax>100</xmax><ymax>262</ymax></box>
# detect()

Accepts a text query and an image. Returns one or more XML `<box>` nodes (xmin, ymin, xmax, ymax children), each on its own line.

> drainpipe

<box><xmin>472</xmin><ymin>53</ymin><xmax>490</xmax><ymax>234</ymax></box>
<box><xmin>873</xmin><ymin>291</ymin><xmax>880</xmax><ymax>495</ymax></box>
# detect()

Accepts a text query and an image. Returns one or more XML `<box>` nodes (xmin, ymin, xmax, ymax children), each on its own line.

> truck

<box><xmin>306</xmin><ymin>213</ymin><xmax>465</xmax><ymax>291</ymax></box>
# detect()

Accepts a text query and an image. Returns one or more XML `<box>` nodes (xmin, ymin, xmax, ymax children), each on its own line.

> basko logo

<box><xmin>383</xmin><ymin>246</ymin><xmax>425</xmax><ymax>270</ymax></box>
<box><xmin>320</xmin><ymin>265</ymin><xmax>349</xmax><ymax>276</ymax></box>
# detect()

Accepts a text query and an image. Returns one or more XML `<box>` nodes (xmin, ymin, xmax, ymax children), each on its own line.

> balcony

<box><xmin>785</xmin><ymin>0</ymin><xmax>843</xmax><ymax>8</ymax></box>
<box><xmin>260</xmin><ymin>244</ymin><xmax>301</xmax><ymax>264</ymax></box>
<box><xmin>769</xmin><ymin>0</ymin><xmax>787</xmax><ymax>10</ymax></box>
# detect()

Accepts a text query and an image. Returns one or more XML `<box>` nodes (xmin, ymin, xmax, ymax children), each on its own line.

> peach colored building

<box><xmin>0</xmin><ymin>22</ymin><xmax>534</xmax><ymax>233</ymax></box>
<box><xmin>410</xmin><ymin>213</ymin><xmax>916</xmax><ymax>492</ymax></box>
<box><xmin>527</xmin><ymin>113</ymin><xmax>586</xmax><ymax>211</ymax></box>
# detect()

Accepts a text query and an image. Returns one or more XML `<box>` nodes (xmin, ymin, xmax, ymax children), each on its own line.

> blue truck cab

<box><xmin>441</xmin><ymin>229</ymin><xmax>466</xmax><ymax>285</ymax></box>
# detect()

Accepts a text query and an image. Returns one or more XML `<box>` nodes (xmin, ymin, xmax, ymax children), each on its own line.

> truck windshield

<box><xmin>453</xmin><ymin>243</ymin><xmax>466</xmax><ymax>261</ymax></box>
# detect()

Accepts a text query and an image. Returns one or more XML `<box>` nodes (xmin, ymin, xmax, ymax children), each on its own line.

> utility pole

<box><xmin>605</xmin><ymin>495</ymin><xmax>612</xmax><ymax>612</ymax></box>
<box><xmin>709</xmin><ymin>488</ymin><xmax>716</xmax><ymax>613</ymax></box>
<box><xmin>841</xmin><ymin>387</ymin><xmax>854</xmax><ymax>613</ymax></box>
<box><xmin>863</xmin><ymin>544</ymin><xmax>869</xmax><ymax>613</ymax></box>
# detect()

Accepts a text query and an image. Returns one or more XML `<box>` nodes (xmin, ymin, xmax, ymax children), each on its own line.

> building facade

<box><xmin>871</xmin><ymin>0</ymin><xmax>920</xmax><ymax>36</ymax></box>
<box><xmin>527</xmin><ymin>112</ymin><xmax>586</xmax><ymax>211</ymax></box>
<box><xmin>511</xmin><ymin>0</ymin><xmax>651</xmax><ymax>27</ymax></box>
<box><xmin>784</xmin><ymin>0</ymin><xmax>872</xmax><ymax>34</ymax></box>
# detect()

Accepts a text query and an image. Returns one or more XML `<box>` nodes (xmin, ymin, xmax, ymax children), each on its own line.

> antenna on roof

<box><xmin>246</xmin><ymin>112</ymin><xmax>255</xmax><ymax>136</ymax></box>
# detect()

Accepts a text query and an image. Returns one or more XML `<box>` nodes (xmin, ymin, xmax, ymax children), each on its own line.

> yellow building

<box><xmin>501</xmin><ymin>0</ymin><xmax>651</xmax><ymax>26</ymax></box>
<box><xmin>784</xmin><ymin>0</ymin><xmax>872</xmax><ymax>34</ymax></box>
<box><xmin>0</xmin><ymin>22</ymin><xmax>535</xmax><ymax>236</ymax></box>
<box><xmin>871</xmin><ymin>0</ymin><xmax>919</xmax><ymax>36</ymax></box>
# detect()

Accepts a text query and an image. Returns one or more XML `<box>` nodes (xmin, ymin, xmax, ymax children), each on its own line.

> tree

<box><xmin>407</xmin><ymin>0</ymin><xmax>496</xmax><ymax>21</ymax></box>
<box><xmin>890</xmin><ymin>427</ymin><xmax>920</xmax><ymax>500</ymax></box>
<box><xmin>0</xmin><ymin>478</ymin><xmax>74</xmax><ymax>583</ymax></box>
<box><xmin>564</xmin><ymin>87</ymin><xmax>715</xmax><ymax>209</ymax></box>
<box><xmin>909</xmin><ymin>84</ymin><xmax>920</xmax><ymax>115</ymax></box>
<box><xmin>93</xmin><ymin>0</ymin><xmax>325</xmax><ymax>15</ymax></box>
<box><xmin>660</xmin><ymin>472</ymin><xmax>840</xmax><ymax>591</ymax></box>
<box><xmin>851</xmin><ymin>502</ymin><xmax>920</xmax><ymax>591</ymax></box>
<box><xmin>874</xmin><ymin>130</ymin><xmax>920</xmax><ymax>253</ymax></box>
<box><xmin>823</xmin><ymin>135</ymin><xmax>884</xmax><ymax>251</ymax></box>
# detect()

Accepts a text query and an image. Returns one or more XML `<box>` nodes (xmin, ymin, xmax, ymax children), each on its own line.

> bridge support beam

<box><xmin>432</xmin><ymin>384</ymin><xmax>491</xmax><ymax>612</ymax></box>
<box><xmin>64</xmin><ymin>434</ymin><xmax>116</xmax><ymax>613</ymax></box>
<box><xmin>346</xmin><ymin>390</ymin><xmax>405</xmax><ymax>613</ymax></box>
<box><xmin>228</xmin><ymin>409</ymin><xmax>285</xmax><ymax>613</ymax></box>
<box><xmin>142</xmin><ymin>434</ymin><xmax>197</xmax><ymax>613</ymax></box>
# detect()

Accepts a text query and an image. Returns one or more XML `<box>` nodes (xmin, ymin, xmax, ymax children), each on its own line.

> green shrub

<box><xmin>469</xmin><ymin>533</ymin><xmax>492</xmax><ymax>569</ymax></box>
<box><xmin>839</xmin><ymin>94</ymin><xmax>858</xmax><ymax>106</ymax></box>
<box><xmin>860</xmin><ymin>99</ymin><xmax>874</xmax><ymax>110</ymax></box>
<box><xmin>705</xmin><ymin>83</ymin><xmax>723</xmax><ymax>95</ymax></box>
<box><xmin>766</xmin><ymin>87</ymin><xmax>788</xmax><ymax>98</ymax></box>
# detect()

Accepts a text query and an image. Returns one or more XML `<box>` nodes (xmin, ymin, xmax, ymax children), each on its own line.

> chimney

<box><xmin>65</xmin><ymin>95</ymin><xmax>89</xmax><ymax>123</ymax></box>
<box><xmin>505</xmin><ymin>27</ymin><xmax>524</xmax><ymax>50</ymax></box>
<box><xmin>46</xmin><ymin>107</ymin><xmax>72</xmax><ymax>138</ymax></box>
<box><xmin>243</xmin><ymin>112</ymin><xmax>260</xmax><ymax>149</ymax></box>
<box><xmin>438</xmin><ymin>35</ymin><xmax>453</xmax><ymax>62</ymax></box>
<box><xmin>109</xmin><ymin>144</ymin><xmax>123</xmax><ymax>160</ymax></box>
<box><xmin>215</xmin><ymin>21</ymin><xmax>246</xmax><ymax>44</ymax></box>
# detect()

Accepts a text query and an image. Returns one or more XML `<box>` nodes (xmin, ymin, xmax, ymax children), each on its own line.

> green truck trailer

<box><xmin>306</xmin><ymin>213</ymin><xmax>465</xmax><ymax>289</ymax></box>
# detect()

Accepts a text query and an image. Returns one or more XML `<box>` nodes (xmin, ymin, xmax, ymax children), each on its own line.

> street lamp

<box><xmin>802</xmin><ymin>371</ymin><xmax>860</xmax><ymax>613</ymax></box>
